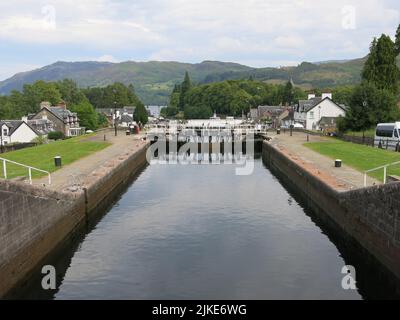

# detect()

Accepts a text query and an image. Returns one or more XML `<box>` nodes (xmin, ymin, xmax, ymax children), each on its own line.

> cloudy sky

<box><xmin>0</xmin><ymin>0</ymin><xmax>399</xmax><ymax>80</ymax></box>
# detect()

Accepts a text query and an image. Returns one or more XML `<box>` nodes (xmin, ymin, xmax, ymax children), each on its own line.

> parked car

<box><xmin>374</xmin><ymin>122</ymin><xmax>400</xmax><ymax>151</ymax></box>
<box><xmin>293</xmin><ymin>123</ymin><xmax>304</xmax><ymax>129</ymax></box>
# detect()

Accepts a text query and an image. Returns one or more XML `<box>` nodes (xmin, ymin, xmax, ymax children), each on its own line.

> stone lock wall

<box><xmin>263</xmin><ymin>141</ymin><xmax>400</xmax><ymax>280</ymax></box>
<box><xmin>0</xmin><ymin>181</ymin><xmax>86</xmax><ymax>297</ymax></box>
<box><xmin>0</xmin><ymin>142</ymin><xmax>149</xmax><ymax>298</ymax></box>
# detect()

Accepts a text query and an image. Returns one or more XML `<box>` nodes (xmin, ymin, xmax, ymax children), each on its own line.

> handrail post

<box><xmin>384</xmin><ymin>166</ymin><xmax>387</xmax><ymax>184</ymax></box>
<box><xmin>28</xmin><ymin>167</ymin><xmax>32</xmax><ymax>185</ymax></box>
<box><xmin>364</xmin><ymin>173</ymin><xmax>367</xmax><ymax>187</ymax></box>
<box><xmin>3</xmin><ymin>159</ymin><xmax>6</xmax><ymax>179</ymax></box>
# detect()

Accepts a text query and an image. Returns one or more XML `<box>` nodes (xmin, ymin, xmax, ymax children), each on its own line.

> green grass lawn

<box><xmin>0</xmin><ymin>135</ymin><xmax>110</xmax><ymax>180</ymax></box>
<box><xmin>305</xmin><ymin>139</ymin><xmax>400</xmax><ymax>181</ymax></box>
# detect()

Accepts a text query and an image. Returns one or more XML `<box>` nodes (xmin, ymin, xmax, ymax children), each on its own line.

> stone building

<box><xmin>30</xmin><ymin>101</ymin><xmax>84</xmax><ymax>137</ymax></box>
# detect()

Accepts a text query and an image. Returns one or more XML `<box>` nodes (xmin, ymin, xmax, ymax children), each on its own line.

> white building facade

<box><xmin>0</xmin><ymin>121</ymin><xmax>38</xmax><ymax>145</ymax></box>
<box><xmin>294</xmin><ymin>93</ymin><xmax>346</xmax><ymax>131</ymax></box>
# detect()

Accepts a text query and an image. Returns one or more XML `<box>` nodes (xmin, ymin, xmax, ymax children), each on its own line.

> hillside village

<box><xmin>0</xmin><ymin>100</ymin><xmax>141</xmax><ymax>148</ymax></box>
<box><xmin>248</xmin><ymin>92</ymin><xmax>347</xmax><ymax>132</ymax></box>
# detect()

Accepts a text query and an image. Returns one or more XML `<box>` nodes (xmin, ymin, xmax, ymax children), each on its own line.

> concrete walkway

<box><xmin>36</xmin><ymin>129</ymin><xmax>148</xmax><ymax>192</ymax></box>
<box><xmin>268</xmin><ymin>132</ymin><xmax>380</xmax><ymax>192</ymax></box>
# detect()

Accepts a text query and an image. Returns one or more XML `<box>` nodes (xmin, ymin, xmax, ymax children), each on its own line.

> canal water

<box><xmin>19</xmin><ymin>155</ymin><xmax>399</xmax><ymax>300</ymax></box>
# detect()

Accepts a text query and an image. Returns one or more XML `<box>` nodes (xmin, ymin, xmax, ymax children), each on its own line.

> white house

<box><xmin>0</xmin><ymin>120</ymin><xmax>38</xmax><ymax>146</ymax></box>
<box><xmin>294</xmin><ymin>93</ymin><xmax>346</xmax><ymax>130</ymax></box>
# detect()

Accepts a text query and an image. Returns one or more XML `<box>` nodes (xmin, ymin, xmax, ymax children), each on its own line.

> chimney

<box><xmin>57</xmin><ymin>100</ymin><xmax>67</xmax><ymax>110</ymax></box>
<box><xmin>308</xmin><ymin>94</ymin><xmax>316</xmax><ymax>100</ymax></box>
<box><xmin>322</xmin><ymin>93</ymin><xmax>333</xmax><ymax>100</ymax></box>
<box><xmin>40</xmin><ymin>101</ymin><xmax>51</xmax><ymax>109</ymax></box>
<box><xmin>21</xmin><ymin>116</ymin><xmax>28</xmax><ymax>123</ymax></box>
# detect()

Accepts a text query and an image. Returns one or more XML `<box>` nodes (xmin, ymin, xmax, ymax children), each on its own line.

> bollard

<box><xmin>54</xmin><ymin>156</ymin><xmax>62</xmax><ymax>167</ymax></box>
<box><xmin>307</xmin><ymin>134</ymin><xmax>309</xmax><ymax>142</ymax></box>
<box><xmin>335</xmin><ymin>159</ymin><xmax>342</xmax><ymax>168</ymax></box>
<box><xmin>277</xmin><ymin>128</ymin><xmax>281</xmax><ymax>135</ymax></box>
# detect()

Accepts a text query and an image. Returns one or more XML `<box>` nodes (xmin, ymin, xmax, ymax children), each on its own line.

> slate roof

<box><xmin>27</xmin><ymin>119</ymin><xmax>53</xmax><ymax>135</ymax></box>
<box><xmin>295</xmin><ymin>97</ymin><xmax>348</xmax><ymax>114</ymax></box>
<box><xmin>296</xmin><ymin>97</ymin><xmax>322</xmax><ymax>113</ymax></box>
<box><xmin>121</xmin><ymin>114</ymin><xmax>134</xmax><ymax>123</ymax></box>
<box><xmin>47</xmin><ymin>107</ymin><xmax>78</xmax><ymax>122</ymax></box>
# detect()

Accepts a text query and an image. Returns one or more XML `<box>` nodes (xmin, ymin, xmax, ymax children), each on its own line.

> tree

<box><xmin>395</xmin><ymin>24</ymin><xmax>400</xmax><ymax>56</ymax></box>
<box><xmin>69</xmin><ymin>100</ymin><xmax>99</xmax><ymax>130</ymax></box>
<box><xmin>342</xmin><ymin>82</ymin><xmax>398</xmax><ymax>133</ymax></box>
<box><xmin>84</xmin><ymin>83</ymin><xmax>144</xmax><ymax>109</ymax></box>
<box><xmin>178</xmin><ymin>71</ymin><xmax>192</xmax><ymax>110</ymax></box>
<box><xmin>0</xmin><ymin>96</ymin><xmax>13</xmax><ymax>119</ymax></box>
<box><xmin>160</xmin><ymin>106</ymin><xmax>179</xmax><ymax>118</ymax></box>
<box><xmin>282</xmin><ymin>81</ymin><xmax>294</xmax><ymax>105</ymax></box>
<box><xmin>362</xmin><ymin>38</ymin><xmax>378</xmax><ymax>84</ymax></box>
<box><xmin>97</xmin><ymin>112</ymin><xmax>109</xmax><ymax>128</ymax></box>
<box><xmin>56</xmin><ymin>79</ymin><xmax>87</xmax><ymax>105</ymax></box>
<box><xmin>83</xmin><ymin>87</ymin><xmax>104</xmax><ymax>109</ymax></box>
<box><xmin>133</xmin><ymin>104</ymin><xmax>149</xmax><ymax>125</ymax></box>
<box><xmin>168</xmin><ymin>84</ymin><xmax>181</xmax><ymax>109</ymax></box>
<box><xmin>22</xmin><ymin>81</ymin><xmax>62</xmax><ymax>113</ymax></box>
<box><xmin>362</xmin><ymin>35</ymin><xmax>399</xmax><ymax>94</ymax></box>
<box><xmin>184</xmin><ymin>105</ymin><xmax>213</xmax><ymax>119</ymax></box>
<box><xmin>332</xmin><ymin>86</ymin><xmax>355</xmax><ymax>105</ymax></box>
<box><xmin>165</xmin><ymin>78</ymin><xmax>307</xmax><ymax>119</ymax></box>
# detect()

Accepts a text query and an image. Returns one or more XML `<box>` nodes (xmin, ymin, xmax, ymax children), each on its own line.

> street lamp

<box><xmin>113</xmin><ymin>89</ymin><xmax>118</xmax><ymax>136</ymax></box>
<box><xmin>0</xmin><ymin>124</ymin><xmax>3</xmax><ymax>153</ymax></box>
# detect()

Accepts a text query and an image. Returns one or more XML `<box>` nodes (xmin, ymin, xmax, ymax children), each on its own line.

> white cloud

<box><xmin>96</xmin><ymin>55</ymin><xmax>119</xmax><ymax>63</ymax></box>
<box><xmin>274</xmin><ymin>36</ymin><xmax>305</xmax><ymax>49</ymax></box>
<box><xmin>0</xmin><ymin>0</ymin><xmax>399</xmax><ymax>76</ymax></box>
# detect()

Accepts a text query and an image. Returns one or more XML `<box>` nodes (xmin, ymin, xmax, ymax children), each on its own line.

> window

<box><xmin>309</xmin><ymin>112</ymin><xmax>314</xmax><ymax>119</ymax></box>
<box><xmin>3</xmin><ymin>128</ymin><xmax>8</xmax><ymax>136</ymax></box>
<box><xmin>376</xmin><ymin>125</ymin><xmax>395</xmax><ymax>138</ymax></box>
<box><xmin>395</xmin><ymin>130</ymin><xmax>399</xmax><ymax>138</ymax></box>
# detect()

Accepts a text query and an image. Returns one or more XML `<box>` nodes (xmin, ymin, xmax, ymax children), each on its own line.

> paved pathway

<box><xmin>36</xmin><ymin>129</ymin><xmax>147</xmax><ymax>191</ymax></box>
<box><xmin>268</xmin><ymin>132</ymin><xmax>380</xmax><ymax>192</ymax></box>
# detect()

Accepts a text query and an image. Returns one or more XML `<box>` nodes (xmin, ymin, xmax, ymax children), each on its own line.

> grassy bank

<box><xmin>305</xmin><ymin>139</ymin><xmax>400</xmax><ymax>181</ymax></box>
<box><xmin>342</xmin><ymin>128</ymin><xmax>376</xmax><ymax>138</ymax></box>
<box><xmin>0</xmin><ymin>135</ymin><xmax>110</xmax><ymax>179</ymax></box>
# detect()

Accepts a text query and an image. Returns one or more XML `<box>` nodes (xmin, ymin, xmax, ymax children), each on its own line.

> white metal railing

<box><xmin>0</xmin><ymin>157</ymin><xmax>51</xmax><ymax>185</ymax></box>
<box><xmin>364</xmin><ymin>160</ymin><xmax>400</xmax><ymax>187</ymax></box>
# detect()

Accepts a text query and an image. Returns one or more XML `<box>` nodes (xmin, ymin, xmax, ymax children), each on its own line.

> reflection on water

<box><xmin>16</xmin><ymin>155</ymin><xmax>400</xmax><ymax>300</ymax></box>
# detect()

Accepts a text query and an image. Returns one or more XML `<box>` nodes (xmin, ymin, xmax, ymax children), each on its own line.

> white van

<box><xmin>374</xmin><ymin>123</ymin><xmax>400</xmax><ymax>150</ymax></box>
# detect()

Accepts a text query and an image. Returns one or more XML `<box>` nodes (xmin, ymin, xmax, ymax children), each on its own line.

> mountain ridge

<box><xmin>0</xmin><ymin>58</ymin><xmax>368</xmax><ymax>105</ymax></box>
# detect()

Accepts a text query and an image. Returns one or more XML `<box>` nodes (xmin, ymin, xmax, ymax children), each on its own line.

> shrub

<box><xmin>32</xmin><ymin>135</ymin><xmax>48</xmax><ymax>145</ymax></box>
<box><xmin>48</xmin><ymin>131</ymin><xmax>64</xmax><ymax>140</ymax></box>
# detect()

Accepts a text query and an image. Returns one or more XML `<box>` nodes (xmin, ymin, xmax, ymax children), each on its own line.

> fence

<box><xmin>0</xmin><ymin>142</ymin><xmax>38</xmax><ymax>154</ymax></box>
<box><xmin>0</xmin><ymin>157</ymin><xmax>51</xmax><ymax>185</ymax></box>
<box><xmin>364</xmin><ymin>160</ymin><xmax>400</xmax><ymax>187</ymax></box>
<box><xmin>338</xmin><ymin>134</ymin><xmax>374</xmax><ymax>147</ymax></box>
